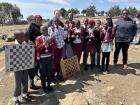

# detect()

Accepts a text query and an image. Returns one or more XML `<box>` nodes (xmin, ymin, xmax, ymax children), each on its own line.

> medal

<box><xmin>89</xmin><ymin>39</ymin><xmax>91</xmax><ymax>42</ymax></box>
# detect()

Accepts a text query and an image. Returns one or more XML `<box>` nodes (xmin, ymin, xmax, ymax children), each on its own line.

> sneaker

<box><xmin>84</xmin><ymin>65</ymin><xmax>88</xmax><ymax>71</ymax></box>
<box><xmin>30</xmin><ymin>84</ymin><xmax>41</xmax><ymax>90</ymax></box>
<box><xmin>97</xmin><ymin>65</ymin><xmax>100</xmax><ymax>68</ymax></box>
<box><xmin>56</xmin><ymin>75</ymin><xmax>63</xmax><ymax>81</ymax></box>
<box><xmin>47</xmin><ymin>86</ymin><xmax>54</xmax><ymax>92</ymax></box>
<box><xmin>91</xmin><ymin>65</ymin><xmax>95</xmax><ymax>70</ymax></box>
<box><xmin>106</xmin><ymin>69</ymin><xmax>110</xmax><ymax>73</ymax></box>
<box><xmin>123</xmin><ymin>64</ymin><xmax>128</xmax><ymax>69</ymax></box>
<box><xmin>22</xmin><ymin>95</ymin><xmax>31</xmax><ymax>102</ymax></box>
<box><xmin>15</xmin><ymin>100</ymin><xmax>20</xmax><ymax>105</ymax></box>
<box><xmin>113</xmin><ymin>63</ymin><xmax>117</xmax><ymax>66</ymax></box>
<box><xmin>98</xmin><ymin>68</ymin><xmax>103</xmax><ymax>73</ymax></box>
<box><xmin>52</xmin><ymin>77</ymin><xmax>58</xmax><ymax>83</ymax></box>
<box><xmin>43</xmin><ymin>86</ymin><xmax>54</xmax><ymax>94</ymax></box>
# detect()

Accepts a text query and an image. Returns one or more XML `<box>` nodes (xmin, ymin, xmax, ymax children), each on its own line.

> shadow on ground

<box><xmin>108</xmin><ymin>63</ymin><xmax>140</xmax><ymax>76</ymax></box>
<box><xmin>21</xmin><ymin>63</ymin><xmax>140</xmax><ymax>105</ymax></box>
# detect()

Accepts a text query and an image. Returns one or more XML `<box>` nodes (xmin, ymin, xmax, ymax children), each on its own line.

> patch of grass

<box><xmin>0</xmin><ymin>24</ymin><xmax>29</xmax><ymax>36</ymax></box>
<box><xmin>0</xmin><ymin>39</ymin><xmax>6</xmax><ymax>48</ymax></box>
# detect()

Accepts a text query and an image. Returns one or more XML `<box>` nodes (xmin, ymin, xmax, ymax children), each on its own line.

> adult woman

<box><xmin>28</xmin><ymin>15</ymin><xmax>42</xmax><ymax>43</ymax></box>
<box><xmin>28</xmin><ymin>15</ymin><xmax>42</xmax><ymax>90</ymax></box>
<box><xmin>113</xmin><ymin>9</ymin><xmax>137</xmax><ymax>69</ymax></box>
<box><xmin>47</xmin><ymin>10</ymin><xmax>64</xmax><ymax>28</ymax></box>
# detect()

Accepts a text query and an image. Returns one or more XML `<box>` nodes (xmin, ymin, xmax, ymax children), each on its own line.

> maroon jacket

<box><xmin>70</xmin><ymin>27</ymin><xmax>84</xmax><ymax>43</ymax></box>
<box><xmin>100</xmin><ymin>28</ymin><xmax>115</xmax><ymax>43</ymax></box>
<box><xmin>35</xmin><ymin>35</ymin><xmax>56</xmax><ymax>60</ymax></box>
<box><xmin>94</xmin><ymin>27</ymin><xmax>102</xmax><ymax>43</ymax></box>
<box><xmin>83</xmin><ymin>27</ymin><xmax>98</xmax><ymax>45</ymax></box>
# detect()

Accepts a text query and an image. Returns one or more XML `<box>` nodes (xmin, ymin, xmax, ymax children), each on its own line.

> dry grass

<box><xmin>0</xmin><ymin>24</ymin><xmax>29</xmax><ymax>49</ymax></box>
<box><xmin>0</xmin><ymin>24</ymin><xmax>29</xmax><ymax>36</ymax></box>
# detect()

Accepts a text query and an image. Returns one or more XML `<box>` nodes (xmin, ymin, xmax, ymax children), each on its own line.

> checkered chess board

<box><xmin>60</xmin><ymin>56</ymin><xmax>80</xmax><ymax>79</ymax></box>
<box><xmin>5</xmin><ymin>44</ymin><xmax>35</xmax><ymax>72</ymax></box>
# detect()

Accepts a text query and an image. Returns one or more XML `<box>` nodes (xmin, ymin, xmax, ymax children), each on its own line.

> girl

<box><xmin>63</xmin><ymin>20</ymin><xmax>74</xmax><ymax>59</ymax></box>
<box><xmin>94</xmin><ymin>20</ymin><xmax>102</xmax><ymax>69</ymax></box>
<box><xmin>83</xmin><ymin>19</ymin><xmax>97</xmax><ymax>70</ymax></box>
<box><xmin>28</xmin><ymin>15</ymin><xmax>42</xmax><ymax>90</ymax></box>
<box><xmin>70</xmin><ymin>20</ymin><xmax>84</xmax><ymax>63</ymax></box>
<box><xmin>101</xmin><ymin>23</ymin><xmax>115</xmax><ymax>72</ymax></box>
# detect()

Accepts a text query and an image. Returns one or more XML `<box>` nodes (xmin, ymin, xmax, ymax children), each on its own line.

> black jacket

<box><xmin>28</xmin><ymin>23</ymin><xmax>41</xmax><ymax>42</ymax></box>
<box><xmin>115</xmin><ymin>17</ymin><xmax>137</xmax><ymax>42</ymax></box>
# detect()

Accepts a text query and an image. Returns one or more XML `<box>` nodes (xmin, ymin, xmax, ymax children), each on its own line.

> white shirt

<box><xmin>73</xmin><ymin>28</ymin><xmax>82</xmax><ymax>44</ymax></box>
<box><xmin>15</xmin><ymin>40</ymin><xmax>23</xmax><ymax>45</ymax></box>
<box><xmin>40</xmin><ymin>35</ymin><xmax>52</xmax><ymax>58</ymax></box>
<box><xmin>48</xmin><ymin>26</ymin><xmax>65</xmax><ymax>48</ymax></box>
<box><xmin>88</xmin><ymin>27</ymin><xmax>95</xmax><ymax>37</ymax></box>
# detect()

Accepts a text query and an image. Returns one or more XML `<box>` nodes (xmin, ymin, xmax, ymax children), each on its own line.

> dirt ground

<box><xmin>0</xmin><ymin>44</ymin><xmax>140</xmax><ymax>105</ymax></box>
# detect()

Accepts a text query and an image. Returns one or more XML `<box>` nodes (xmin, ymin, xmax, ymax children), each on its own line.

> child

<box><xmin>13</xmin><ymin>30</ymin><xmax>31</xmax><ymax>105</ymax></box>
<box><xmin>63</xmin><ymin>20</ymin><xmax>74</xmax><ymax>59</ymax></box>
<box><xmin>24</xmin><ymin>30</ymin><xmax>41</xmax><ymax>90</ymax></box>
<box><xmin>28</xmin><ymin>15</ymin><xmax>42</xmax><ymax>90</ymax></box>
<box><xmin>83</xmin><ymin>18</ymin><xmax>89</xmax><ymax>69</ymax></box>
<box><xmin>100</xmin><ymin>23</ymin><xmax>115</xmax><ymax>72</ymax></box>
<box><xmin>94</xmin><ymin>20</ymin><xmax>102</xmax><ymax>68</ymax></box>
<box><xmin>83</xmin><ymin>19</ymin><xmax>97</xmax><ymax>70</ymax></box>
<box><xmin>48</xmin><ymin>18</ymin><xmax>65</xmax><ymax>81</ymax></box>
<box><xmin>70</xmin><ymin>20</ymin><xmax>84</xmax><ymax>62</ymax></box>
<box><xmin>35</xmin><ymin>25</ymin><xmax>55</xmax><ymax>93</ymax></box>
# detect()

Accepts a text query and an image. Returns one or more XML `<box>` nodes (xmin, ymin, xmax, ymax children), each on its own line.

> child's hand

<box><xmin>111</xmin><ymin>47</ymin><xmax>113</xmax><ymax>51</ymax></box>
<box><xmin>71</xmin><ymin>35</ymin><xmax>75</xmax><ymax>38</ymax></box>
<box><xmin>85</xmin><ymin>36</ymin><xmax>89</xmax><ymax>39</ymax></box>
<box><xmin>43</xmin><ymin>41</ymin><xmax>48</xmax><ymax>46</ymax></box>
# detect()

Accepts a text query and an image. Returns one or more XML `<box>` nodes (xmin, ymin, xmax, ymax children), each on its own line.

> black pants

<box><xmin>14</xmin><ymin>70</ymin><xmax>28</xmax><ymax>97</ymax></box>
<box><xmin>83</xmin><ymin>53</ymin><xmax>95</xmax><ymax>66</ymax></box>
<box><xmin>96</xmin><ymin>42</ymin><xmax>101</xmax><ymax>66</ymax></box>
<box><xmin>28</xmin><ymin>61</ymin><xmax>39</xmax><ymax>81</ymax></box>
<box><xmin>114</xmin><ymin>42</ymin><xmax>130</xmax><ymax>64</ymax></box>
<box><xmin>96</xmin><ymin>52</ymin><xmax>101</xmax><ymax>66</ymax></box>
<box><xmin>39</xmin><ymin>56</ymin><xmax>52</xmax><ymax>90</ymax></box>
<box><xmin>102</xmin><ymin>52</ymin><xmax>110</xmax><ymax>71</ymax></box>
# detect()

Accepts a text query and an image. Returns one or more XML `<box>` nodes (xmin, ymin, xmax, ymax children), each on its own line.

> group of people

<box><xmin>12</xmin><ymin>9</ymin><xmax>137</xmax><ymax>105</ymax></box>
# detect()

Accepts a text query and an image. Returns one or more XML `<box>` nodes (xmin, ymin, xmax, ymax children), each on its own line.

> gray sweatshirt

<box><xmin>115</xmin><ymin>17</ymin><xmax>137</xmax><ymax>42</ymax></box>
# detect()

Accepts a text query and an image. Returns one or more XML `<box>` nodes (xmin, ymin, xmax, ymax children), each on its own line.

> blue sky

<box><xmin>0</xmin><ymin>0</ymin><xmax>140</xmax><ymax>19</ymax></box>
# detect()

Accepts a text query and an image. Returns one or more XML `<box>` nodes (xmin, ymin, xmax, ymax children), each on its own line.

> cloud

<box><xmin>35</xmin><ymin>0</ymin><xmax>71</xmax><ymax>5</ymax></box>
<box><xmin>0</xmin><ymin>0</ymin><xmax>55</xmax><ymax>10</ymax></box>
<box><xmin>107</xmin><ymin>0</ymin><xmax>140</xmax><ymax>3</ymax></box>
<box><xmin>88</xmin><ymin>0</ymin><xmax>104</xmax><ymax>3</ymax></box>
<box><xmin>48</xmin><ymin>0</ymin><xmax>70</xmax><ymax>5</ymax></box>
<box><xmin>0</xmin><ymin>0</ymin><xmax>69</xmax><ymax>18</ymax></box>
